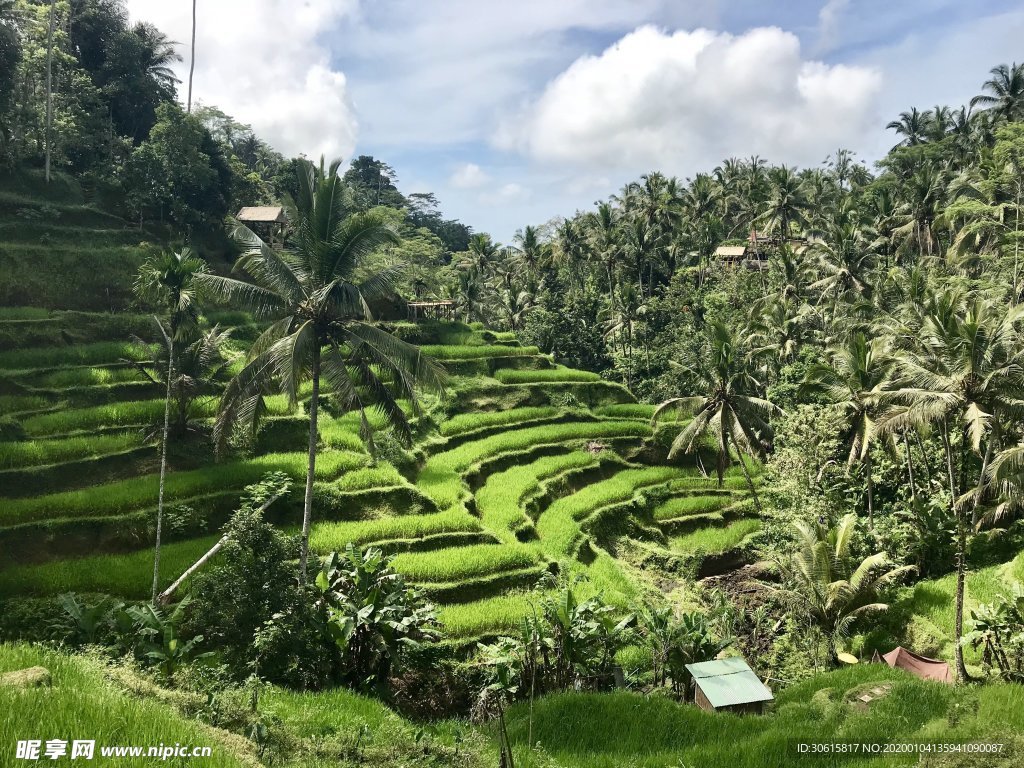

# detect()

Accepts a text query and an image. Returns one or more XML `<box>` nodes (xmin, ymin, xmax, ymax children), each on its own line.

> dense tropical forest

<box><xmin>4</xmin><ymin>1</ymin><xmax>1024</xmax><ymax>766</ymax></box>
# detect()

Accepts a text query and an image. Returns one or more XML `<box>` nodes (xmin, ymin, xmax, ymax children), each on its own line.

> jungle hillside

<box><xmin>3</xmin><ymin>2</ymin><xmax>1024</xmax><ymax>766</ymax></box>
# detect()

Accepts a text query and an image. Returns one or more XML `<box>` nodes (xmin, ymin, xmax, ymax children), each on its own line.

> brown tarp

<box><xmin>871</xmin><ymin>647</ymin><xmax>953</xmax><ymax>684</ymax></box>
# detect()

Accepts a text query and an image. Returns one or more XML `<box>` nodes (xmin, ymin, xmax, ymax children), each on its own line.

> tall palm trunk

<box><xmin>186</xmin><ymin>0</ymin><xmax>196</xmax><ymax>113</ymax></box>
<box><xmin>903</xmin><ymin>432</ymin><xmax>917</xmax><ymax>504</ymax></box>
<box><xmin>865</xmin><ymin>453</ymin><xmax>875</xmax><ymax>529</ymax></box>
<box><xmin>737</xmin><ymin>449</ymin><xmax>762</xmax><ymax>514</ymax></box>
<box><xmin>44</xmin><ymin>0</ymin><xmax>56</xmax><ymax>183</ymax></box>
<box><xmin>941</xmin><ymin>419</ymin><xmax>969</xmax><ymax>683</ymax></box>
<box><xmin>298</xmin><ymin>345</ymin><xmax>321</xmax><ymax>584</ymax></box>
<box><xmin>152</xmin><ymin>328</ymin><xmax>173</xmax><ymax>603</ymax></box>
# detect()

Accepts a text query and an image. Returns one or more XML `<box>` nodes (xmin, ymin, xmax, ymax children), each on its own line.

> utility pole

<box><xmin>44</xmin><ymin>0</ymin><xmax>56</xmax><ymax>182</ymax></box>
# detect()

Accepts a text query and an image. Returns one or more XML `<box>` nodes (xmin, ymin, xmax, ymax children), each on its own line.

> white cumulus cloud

<box><xmin>449</xmin><ymin>162</ymin><xmax>490</xmax><ymax>188</ymax></box>
<box><xmin>498</xmin><ymin>25</ymin><xmax>883</xmax><ymax>175</ymax></box>
<box><xmin>124</xmin><ymin>0</ymin><xmax>358</xmax><ymax>160</ymax></box>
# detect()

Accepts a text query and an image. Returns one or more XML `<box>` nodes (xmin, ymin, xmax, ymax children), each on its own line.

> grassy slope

<box><xmin>0</xmin><ymin>644</ymin><xmax>253</xmax><ymax>767</ymax></box>
<box><xmin>504</xmin><ymin>665</ymin><xmax>1024</xmax><ymax>767</ymax></box>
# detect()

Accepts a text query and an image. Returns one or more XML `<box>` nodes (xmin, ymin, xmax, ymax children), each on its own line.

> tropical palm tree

<box><xmin>803</xmin><ymin>333</ymin><xmax>896</xmax><ymax>527</ymax></box>
<box><xmin>768</xmin><ymin>513</ymin><xmax>914</xmax><ymax>660</ymax></box>
<box><xmin>134</xmin><ymin>249</ymin><xmax>207</xmax><ymax>340</ymax></box>
<box><xmin>757</xmin><ymin>165</ymin><xmax>811</xmax><ymax>241</ymax></box>
<box><xmin>971</xmin><ymin>62</ymin><xmax>1024</xmax><ymax>123</ymax></box>
<box><xmin>886</xmin><ymin>107</ymin><xmax>930</xmax><ymax>148</ymax></box>
<box><xmin>133</xmin><ymin>248</ymin><xmax>208</xmax><ymax>602</ymax></box>
<box><xmin>197</xmin><ymin>157</ymin><xmax>446</xmax><ymax>581</ymax></box>
<box><xmin>653</xmin><ymin>322</ymin><xmax>780</xmax><ymax>510</ymax></box>
<box><xmin>890</xmin><ymin>293</ymin><xmax>1024</xmax><ymax>681</ymax></box>
<box><xmin>131</xmin><ymin>22</ymin><xmax>182</xmax><ymax>93</ymax></box>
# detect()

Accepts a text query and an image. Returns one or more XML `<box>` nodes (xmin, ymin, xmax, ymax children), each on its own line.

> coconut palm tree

<box><xmin>131</xmin><ymin>22</ymin><xmax>182</xmax><ymax>93</ymax></box>
<box><xmin>803</xmin><ymin>333</ymin><xmax>896</xmax><ymax>528</ymax></box>
<box><xmin>133</xmin><ymin>248</ymin><xmax>208</xmax><ymax>602</ymax></box>
<box><xmin>891</xmin><ymin>293</ymin><xmax>1024</xmax><ymax>681</ymax></box>
<box><xmin>886</xmin><ymin>107</ymin><xmax>930</xmax><ymax>148</ymax></box>
<box><xmin>653</xmin><ymin>322</ymin><xmax>780</xmax><ymax>511</ymax></box>
<box><xmin>197</xmin><ymin>157</ymin><xmax>446</xmax><ymax>582</ymax></box>
<box><xmin>757</xmin><ymin>165</ymin><xmax>811</xmax><ymax>241</ymax></box>
<box><xmin>768</xmin><ymin>513</ymin><xmax>914</xmax><ymax>661</ymax></box>
<box><xmin>971</xmin><ymin>62</ymin><xmax>1024</xmax><ymax>123</ymax></box>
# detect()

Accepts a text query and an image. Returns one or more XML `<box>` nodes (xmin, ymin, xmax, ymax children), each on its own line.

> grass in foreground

<box><xmin>0</xmin><ymin>644</ymin><xmax>252</xmax><ymax>766</ymax></box>
<box><xmin>505</xmin><ymin>664</ymin><xmax>1024</xmax><ymax>767</ymax></box>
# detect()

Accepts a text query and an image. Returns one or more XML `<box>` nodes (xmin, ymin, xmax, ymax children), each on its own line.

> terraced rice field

<box><xmin>0</xmin><ymin>191</ymin><xmax>762</xmax><ymax>643</ymax></box>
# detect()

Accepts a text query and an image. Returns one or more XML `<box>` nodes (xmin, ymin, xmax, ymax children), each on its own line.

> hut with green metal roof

<box><xmin>685</xmin><ymin>658</ymin><xmax>774</xmax><ymax>714</ymax></box>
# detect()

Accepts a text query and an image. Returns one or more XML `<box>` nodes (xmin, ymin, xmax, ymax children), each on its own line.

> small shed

<box><xmin>686</xmin><ymin>658</ymin><xmax>774</xmax><ymax>714</ymax></box>
<box><xmin>871</xmin><ymin>647</ymin><xmax>952</xmax><ymax>684</ymax></box>
<box><xmin>407</xmin><ymin>300</ymin><xmax>456</xmax><ymax>322</ymax></box>
<box><xmin>237</xmin><ymin>206</ymin><xmax>287</xmax><ymax>247</ymax></box>
<box><xmin>714</xmin><ymin>245</ymin><xmax>748</xmax><ymax>267</ymax></box>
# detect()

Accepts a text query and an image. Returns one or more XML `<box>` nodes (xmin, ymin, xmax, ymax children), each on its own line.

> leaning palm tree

<box><xmin>197</xmin><ymin>157</ymin><xmax>446</xmax><ymax>581</ymax></box>
<box><xmin>653</xmin><ymin>322</ymin><xmax>780</xmax><ymax>511</ymax></box>
<box><xmin>803</xmin><ymin>333</ymin><xmax>896</xmax><ymax>528</ymax></box>
<box><xmin>768</xmin><ymin>513</ymin><xmax>914</xmax><ymax>661</ymax></box>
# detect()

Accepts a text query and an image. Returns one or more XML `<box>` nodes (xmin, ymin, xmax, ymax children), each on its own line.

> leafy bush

<box><xmin>312</xmin><ymin>544</ymin><xmax>440</xmax><ymax>692</ymax></box>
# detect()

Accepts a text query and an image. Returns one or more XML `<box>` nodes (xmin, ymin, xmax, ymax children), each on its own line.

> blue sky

<box><xmin>127</xmin><ymin>0</ymin><xmax>1024</xmax><ymax>242</ymax></box>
